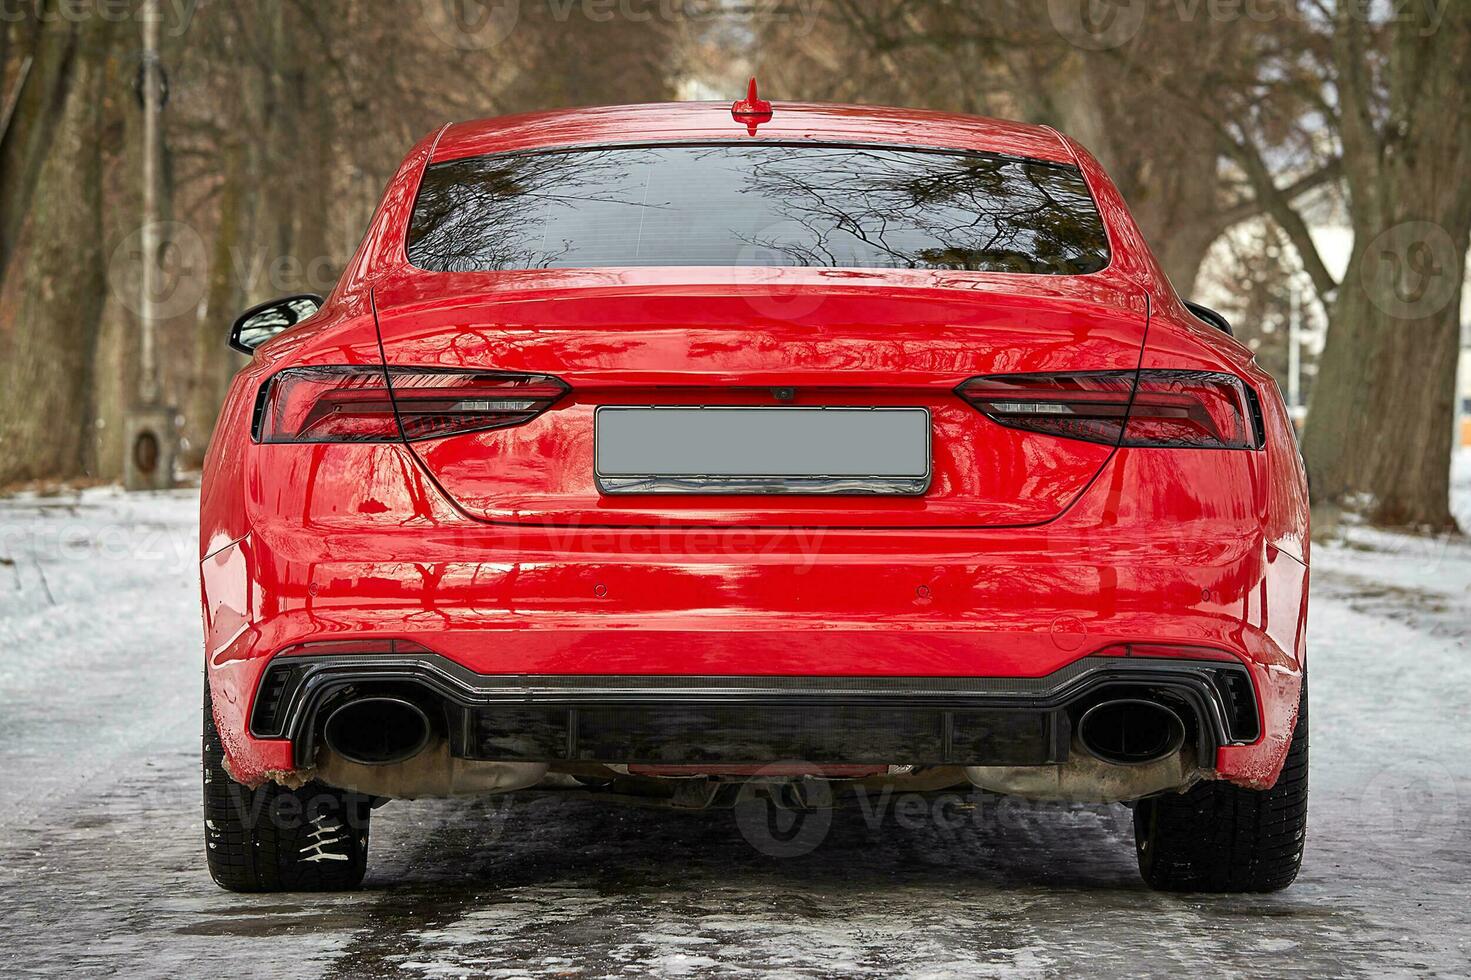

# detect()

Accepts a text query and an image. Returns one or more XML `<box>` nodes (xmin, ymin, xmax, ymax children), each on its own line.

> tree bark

<box><xmin>0</xmin><ymin>14</ymin><xmax>115</xmax><ymax>485</ymax></box>
<box><xmin>0</xmin><ymin>4</ymin><xmax>81</xmax><ymax>285</ymax></box>
<box><xmin>1053</xmin><ymin>55</ymin><xmax>1221</xmax><ymax>295</ymax></box>
<box><xmin>1300</xmin><ymin>8</ymin><xmax>1471</xmax><ymax>529</ymax></box>
<box><xmin>183</xmin><ymin>138</ymin><xmax>250</xmax><ymax>467</ymax></box>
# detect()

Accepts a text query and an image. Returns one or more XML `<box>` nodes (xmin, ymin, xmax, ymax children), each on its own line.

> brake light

<box><xmin>957</xmin><ymin>370</ymin><xmax>1260</xmax><ymax>449</ymax></box>
<box><xmin>256</xmin><ymin>366</ymin><xmax>568</xmax><ymax>443</ymax></box>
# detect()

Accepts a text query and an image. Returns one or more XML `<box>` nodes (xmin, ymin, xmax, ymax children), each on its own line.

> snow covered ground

<box><xmin>1</xmin><ymin>456</ymin><xmax>1469</xmax><ymax>977</ymax></box>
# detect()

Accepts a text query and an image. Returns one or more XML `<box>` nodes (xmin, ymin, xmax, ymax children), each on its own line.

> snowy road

<box><xmin>2</xmin><ymin>463</ymin><xmax>1469</xmax><ymax>978</ymax></box>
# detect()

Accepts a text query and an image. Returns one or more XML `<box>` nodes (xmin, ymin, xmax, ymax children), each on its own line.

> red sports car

<box><xmin>200</xmin><ymin>91</ymin><xmax>1309</xmax><ymax>894</ymax></box>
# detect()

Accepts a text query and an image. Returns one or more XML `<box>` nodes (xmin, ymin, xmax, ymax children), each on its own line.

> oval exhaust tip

<box><xmin>322</xmin><ymin>696</ymin><xmax>432</xmax><ymax>766</ymax></box>
<box><xmin>1077</xmin><ymin>698</ymin><xmax>1186</xmax><ymax>766</ymax></box>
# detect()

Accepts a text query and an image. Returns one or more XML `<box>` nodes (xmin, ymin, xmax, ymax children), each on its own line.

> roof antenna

<box><xmin>731</xmin><ymin>77</ymin><xmax>773</xmax><ymax>135</ymax></box>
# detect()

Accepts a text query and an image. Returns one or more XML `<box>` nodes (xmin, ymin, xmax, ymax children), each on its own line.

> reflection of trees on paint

<box><xmin>406</xmin><ymin>144</ymin><xmax>1111</xmax><ymax>275</ymax></box>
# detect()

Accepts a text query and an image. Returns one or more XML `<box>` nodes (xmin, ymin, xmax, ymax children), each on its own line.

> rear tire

<box><xmin>1134</xmin><ymin>673</ymin><xmax>1308</xmax><ymax>892</ymax></box>
<box><xmin>203</xmin><ymin>681</ymin><xmax>370</xmax><ymax>892</ymax></box>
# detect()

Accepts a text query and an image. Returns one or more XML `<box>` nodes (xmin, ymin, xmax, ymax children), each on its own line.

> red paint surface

<box><xmin>201</xmin><ymin>101</ymin><xmax>1308</xmax><ymax>790</ymax></box>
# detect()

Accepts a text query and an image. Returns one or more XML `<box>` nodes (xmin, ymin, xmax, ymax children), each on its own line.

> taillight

<box><xmin>386</xmin><ymin>370</ymin><xmax>568</xmax><ymax>440</ymax></box>
<box><xmin>957</xmin><ymin>370</ymin><xmax>1260</xmax><ymax>449</ymax></box>
<box><xmin>256</xmin><ymin>366</ymin><xmax>568</xmax><ymax>443</ymax></box>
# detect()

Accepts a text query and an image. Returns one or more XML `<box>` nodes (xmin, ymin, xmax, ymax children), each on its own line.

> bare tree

<box><xmin>1293</xmin><ymin>7</ymin><xmax>1471</xmax><ymax>528</ymax></box>
<box><xmin>757</xmin><ymin>1</ymin><xmax>1466</xmax><ymax>529</ymax></box>
<box><xmin>170</xmin><ymin>0</ymin><xmax>682</xmax><ymax>465</ymax></box>
<box><xmin>0</xmin><ymin>8</ymin><xmax>117</xmax><ymax>485</ymax></box>
<box><xmin>0</xmin><ymin>4</ymin><xmax>94</xmax><ymax>285</ymax></box>
<box><xmin>751</xmin><ymin>0</ymin><xmax>1304</xmax><ymax>294</ymax></box>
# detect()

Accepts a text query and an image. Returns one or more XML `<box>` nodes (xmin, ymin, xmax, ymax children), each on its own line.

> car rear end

<box><xmin>200</xmin><ymin>102</ymin><xmax>1309</xmax><ymax>892</ymax></box>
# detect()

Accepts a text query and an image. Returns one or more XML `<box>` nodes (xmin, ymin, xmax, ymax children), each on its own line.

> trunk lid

<box><xmin>371</xmin><ymin>269</ymin><xmax>1148</xmax><ymax>528</ymax></box>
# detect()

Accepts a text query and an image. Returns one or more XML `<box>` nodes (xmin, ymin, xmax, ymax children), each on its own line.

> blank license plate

<box><xmin>595</xmin><ymin>407</ymin><xmax>931</xmax><ymax>495</ymax></box>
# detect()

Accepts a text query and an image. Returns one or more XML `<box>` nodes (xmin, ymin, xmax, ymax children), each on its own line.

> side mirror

<box><xmin>1184</xmin><ymin>301</ymin><xmax>1233</xmax><ymax>336</ymax></box>
<box><xmin>228</xmin><ymin>294</ymin><xmax>323</xmax><ymax>354</ymax></box>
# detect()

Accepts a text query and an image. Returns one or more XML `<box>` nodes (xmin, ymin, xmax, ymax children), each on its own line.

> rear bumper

<box><xmin>202</xmin><ymin>447</ymin><xmax>1308</xmax><ymax>790</ymax></box>
<box><xmin>250</xmin><ymin>652</ymin><xmax>1260</xmax><ymax>770</ymax></box>
<box><xmin>204</xmin><ymin>550</ymin><xmax>1306</xmax><ymax>792</ymax></box>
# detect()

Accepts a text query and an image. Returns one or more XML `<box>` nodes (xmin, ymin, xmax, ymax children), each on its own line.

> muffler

<box><xmin>322</xmin><ymin>696</ymin><xmax>432</xmax><ymax>766</ymax></box>
<box><xmin>1076</xmin><ymin>698</ymin><xmax>1186</xmax><ymax>766</ymax></box>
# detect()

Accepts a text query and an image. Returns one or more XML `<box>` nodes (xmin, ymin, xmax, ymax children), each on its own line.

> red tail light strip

<box><xmin>957</xmin><ymin>370</ymin><xmax>1262</xmax><ymax>450</ymax></box>
<box><xmin>255</xmin><ymin>366</ymin><xmax>568</xmax><ymax>443</ymax></box>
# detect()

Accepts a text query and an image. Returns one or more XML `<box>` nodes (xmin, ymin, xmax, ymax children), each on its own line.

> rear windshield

<box><xmin>407</xmin><ymin>143</ymin><xmax>1110</xmax><ymax>275</ymax></box>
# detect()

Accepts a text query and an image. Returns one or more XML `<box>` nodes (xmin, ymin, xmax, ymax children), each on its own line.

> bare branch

<box><xmin>1217</xmin><ymin>126</ymin><xmax>1339</xmax><ymax>302</ymax></box>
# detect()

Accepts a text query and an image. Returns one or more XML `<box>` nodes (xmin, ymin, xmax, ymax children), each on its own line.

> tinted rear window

<box><xmin>407</xmin><ymin>143</ymin><xmax>1109</xmax><ymax>275</ymax></box>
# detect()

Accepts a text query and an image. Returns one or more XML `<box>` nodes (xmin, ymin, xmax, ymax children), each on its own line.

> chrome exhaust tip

<box><xmin>322</xmin><ymin>696</ymin><xmax>432</xmax><ymax>766</ymax></box>
<box><xmin>1076</xmin><ymin>698</ymin><xmax>1187</xmax><ymax>766</ymax></box>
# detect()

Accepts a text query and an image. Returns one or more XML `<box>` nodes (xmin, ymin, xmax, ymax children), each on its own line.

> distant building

<box><xmin>1459</xmin><ymin>325</ymin><xmax>1471</xmax><ymax>448</ymax></box>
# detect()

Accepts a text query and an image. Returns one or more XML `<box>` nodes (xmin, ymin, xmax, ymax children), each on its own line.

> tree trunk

<box><xmin>1362</xmin><ymin>251</ymin><xmax>1464</xmax><ymax>528</ymax></box>
<box><xmin>1003</xmin><ymin>45</ymin><xmax>1222</xmax><ymax>295</ymax></box>
<box><xmin>0</xmin><ymin>4</ymin><xmax>80</xmax><ymax>285</ymax></box>
<box><xmin>183</xmin><ymin>139</ymin><xmax>250</xmax><ymax>467</ymax></box>
<box><xmin>1128</xmin><ymin>161</ymin><xmax>1221</xmax><ymax>297</ymax></box>
<box><xmin>259</xmin><ymin>0</ymin><xmax>299</xmax><ymax>292</ymax></box>
<box><xmin>291</xmin><ymin>52</ymin><xmax>336</xmax><ymax>294</ymax></box>
<box><xmin>0</xmin><ymin>15</ymin><xmax>114</xmax><ymax>485</ymax></box>
<box><xmin>1301</xmin><ymin>8</ymin><xmax>1471</xmax><ymax>530</ymax></box>
<box><xmin>1300</xmin><ymin>246</ymin><xmax>1377</xmax><ymax>504</ymax></box>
